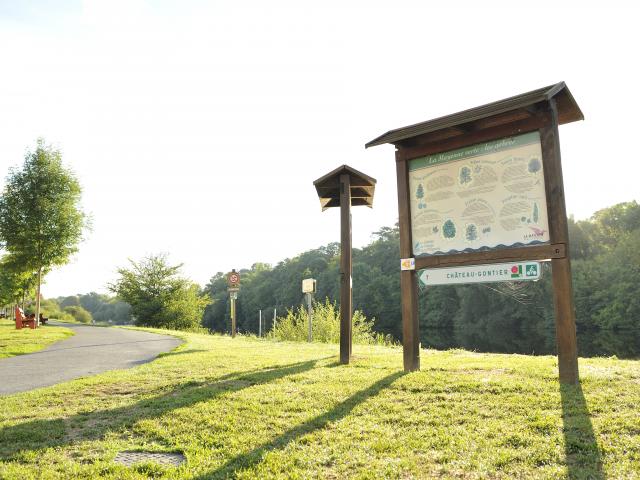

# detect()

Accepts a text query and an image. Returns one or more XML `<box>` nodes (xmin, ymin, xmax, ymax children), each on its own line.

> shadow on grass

<box><xmin>560</xmin><ymin>382</ymin><xmax>604</xmax><ymax>479</ymax></box>
<box><xmin>0</xmin><ymin>359</ymin><xmax>324</xmax><ymax>460</ymax></box>
<box><xmin>194</xmin><ymin>370</ymin><xmax>405</xmax><ymax>479</ymax></box>
<box><xmin>157</xmin><ymin>349</ymin><xmax>209</xmax><ymax>358</ymax></box>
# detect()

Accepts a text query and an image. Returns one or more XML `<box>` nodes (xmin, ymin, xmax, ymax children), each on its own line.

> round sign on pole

<box><xmin>227</xmin><ymin>270</ymin><xmax>240</xmax><ymax>287</ymax></box>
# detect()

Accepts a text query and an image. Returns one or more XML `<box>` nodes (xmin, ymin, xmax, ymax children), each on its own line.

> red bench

<box><xmin>15</xmin><ymin>307</ymin><xmax>37</xmax><ymax>330</ymax></box>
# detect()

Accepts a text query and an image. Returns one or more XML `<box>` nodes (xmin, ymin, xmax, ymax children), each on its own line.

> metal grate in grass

<box><xmin>114</xmin><ymin>451</ymin><xmax>186</xmax><ymax>467</ymax></box>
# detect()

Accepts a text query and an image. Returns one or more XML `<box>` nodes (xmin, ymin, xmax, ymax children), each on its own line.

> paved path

<box><xmin>0</xmin><ymin>322</ymin><xmax>182</xmax><ymax>396</ymax></box>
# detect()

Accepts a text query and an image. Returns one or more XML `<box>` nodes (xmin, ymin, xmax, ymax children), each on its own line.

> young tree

<box><xmin>0</xmin><ymin>139</ymin><xmax>86</xmax><ymax>324</ymax></box>
<box><xmin>109</xmin><ymin>254</ymin><xmax>209</xmax><ymax>330</ymax></box>
<box><xmin>0</xmin><ymin>255</ymin><xmax>37</xmax><ymax>312</ymax></box>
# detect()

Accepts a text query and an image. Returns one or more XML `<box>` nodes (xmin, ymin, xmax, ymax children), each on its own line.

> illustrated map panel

<box><xmin>408</xmin><ymin>131</ymin><xmax>549</xmax><ymax>257</ymax></box>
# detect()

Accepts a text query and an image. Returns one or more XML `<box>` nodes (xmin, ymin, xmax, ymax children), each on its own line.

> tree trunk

<box><xmin>35</xmin><ymin>267</ymin><xmax>42</xmax><ymax>327</ymax></box>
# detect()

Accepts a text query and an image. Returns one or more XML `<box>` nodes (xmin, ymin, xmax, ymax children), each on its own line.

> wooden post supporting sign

<box><xmin>339</xmin><ymin>173</ymin><xmax>353</xmax><ymax>363</ymax></box>
<box><xmin>227</xmin><ymin>269</ymin><xmax>240</xmax><ymax>338</ymax></box>
<box><xmin>396</xmin><ymin>153</ymin><xmax>420</xmax><ymax>371</ymax></box>
<box><xmin>540</xmin><ymin>99</ymin><xmax>579</xmax><ymax>383</ymax></box>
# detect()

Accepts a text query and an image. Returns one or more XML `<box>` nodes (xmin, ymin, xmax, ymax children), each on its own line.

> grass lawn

<box><xmin>0</xmin><ymin>330</ymin><xmax>638</xmax><ymax>479</ymax></box>
<box><xmin>0</xmin><ymin>318</ymin><xmax>74</xmax><ymax>358</ymax></box>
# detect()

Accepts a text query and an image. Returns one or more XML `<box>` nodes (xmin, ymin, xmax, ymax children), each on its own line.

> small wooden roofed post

<box><xmin>313</xmin><ymin>164</ymin><xmax>376</xmax><ymax>211</ymax></box>
<box><xmin>313</xmin><ymin>164</ymin><xmax>376</xmax><ymax>365</ymax></box>
<box><xmin>365</xmin><ymin>82</ymin><xmax>583</xmax><ymax>383</ymax></box>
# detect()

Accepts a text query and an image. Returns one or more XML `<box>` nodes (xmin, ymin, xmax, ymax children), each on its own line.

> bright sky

<box><xmin>1</xmin><ymin>1</ymin><xmax>639</xmax><ymax>298</ymax></box>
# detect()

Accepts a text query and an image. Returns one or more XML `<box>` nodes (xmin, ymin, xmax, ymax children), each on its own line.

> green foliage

<box><xmin>63</xmin><ymin>305</ymin><xmax>93</xmax><ymax>324</ymax></box>
<box><xmin>569</xmin><ymin>201</ymin><xmax>640</xmax><ymax>258</ymax></box>
<box><xmin>199</xmin><ymin>200</ymin><xmax>639</xmax><ymax>353</ymax></box>
<box><xmin>0</xmin><ymin>139</ymin><xmax>86</xmax><ymax>271</ymax></box>
<box><xmin>0</xmin><ymin>255</ymin><xmax>36</xmax><ymax>306</ymax></box>
<box><xmin>202</xmin><ymin>227</ymin><xmax>401</xmax><ymax>339</ymax></box>
<box><xmin>38</xmin><ymin>298</ymin><xmax>74</xmax><ymax>322</ymax></box>
<box><xmin>109</xmin><ymin>254</ymin><xmax>209</xmax><ymax>330</ymax></box>
<box><xmin>0</xmin><ymin>139</ymin><xmax>86</xmax><ymax>324</ymax></box>
<box><xmin>58</xmin><ymin>292</ymin><xmax>132</xmax><ymax>324</ymax></box>
<box><xmin>268</xmin><ymin>298</ymin><xmax>395</xmax><ymax>346</ymax></box>
<box><xmin>60</xmin><ymin>295</ymin><xmax>80</xmax><ymax>308</ymax></box>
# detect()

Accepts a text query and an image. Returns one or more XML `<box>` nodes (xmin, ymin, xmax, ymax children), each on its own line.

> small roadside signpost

<box><xmin>366</xmin><ymin>82</ymin><xmax>583</xmax><ymax>383</ymax></box>
<box><xmin>227</xmin><ymin>269</ymin><xmax>240</xmax><ymax>338</ymax></box>
<box><xmin>314</xmin><ymin>165</ymin><xmax>376</xmax><ymax>364</ymax></box>
<box><xmin>302</xmin><ymin>278</ymin><xmax>317</xmax><ymax>342</ymax></box>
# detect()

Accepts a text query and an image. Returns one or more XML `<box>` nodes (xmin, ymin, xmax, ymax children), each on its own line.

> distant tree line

<box><xmin>202</xmin><ymin>201</ymin><xmax>640</xmax><ymax>345</ymax></box>
<box><xmin>56</xmin><ymin>292</ymin><xmax>132</xmax><ymax>324</ymax></box>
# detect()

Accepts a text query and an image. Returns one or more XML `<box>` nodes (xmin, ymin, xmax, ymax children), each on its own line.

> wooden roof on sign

<box><xmin>365</xmin><ymin>82</ymin><xmax>583</xmax><ymax>148</ymax></box>
<box><xmin>313</xmin><ymin>164</ymin><xmax>376</xmax><ymax>211</ymax></box>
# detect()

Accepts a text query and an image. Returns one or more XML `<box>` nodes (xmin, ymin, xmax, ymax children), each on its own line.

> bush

<box><xmin>268</xmin><ymin>298</ymin><xmax>395</xmax><ymax>346</ymax></box>
<box><xmin>109</xmin><ymin>254</ymin><xmax>209</xmax><ymax>330</ymax></box>
<box><xmin>40</xmin><ymin>298</ymin><xmax>75</xmax><ymax>322</ymax></box>
<box><xmin>63</xmin><ymin>305</ymin><xmax>93</xmax><ymax>323</ymax></box>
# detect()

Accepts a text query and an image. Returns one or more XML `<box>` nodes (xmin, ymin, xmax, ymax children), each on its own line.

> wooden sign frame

<box><xmin>366</xmin><ymin>83</ymin><xmax>583</xmax><ymax>383</ymax></box>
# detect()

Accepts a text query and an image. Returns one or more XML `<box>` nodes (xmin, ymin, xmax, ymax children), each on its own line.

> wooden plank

<box><xmin>396</xmin><ymin>151</ymin><xmax>420</xmax><ymax>372</ymax></box>
<box><xmin>415</xmin><ymin>244</ymin><xmax>566</xmax><ymax>269</ymax></box>
<box><xmin>398</xmin><ymin>112</ymin><xmax>550</xmax><ymax>159</ymax></box>
<box><xmin>339</xmin><ymin>173</ymin><xmax>352</xmax><ymax>364</ymax></box>
<box><xmin>540</xmin><ymin>99</ymin><xmax>579</xmax><ymax>384</ymax></box>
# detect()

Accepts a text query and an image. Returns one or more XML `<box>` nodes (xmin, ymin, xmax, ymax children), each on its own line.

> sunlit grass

<box><xmin>0</xmin><ymin>329</ymin><xmax>638</xmax><ymax>479</ymax></box>
<box><xmin>0</xmin><ymin>318</ymin><xmax>74</xmax><ymax>358</ymax></box>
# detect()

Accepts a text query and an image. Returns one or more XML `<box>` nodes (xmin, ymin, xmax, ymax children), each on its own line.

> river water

<box><xmin>421</xmin><ymin>327</ymin><xmax>640</xmax><ymax>359</ymax></box>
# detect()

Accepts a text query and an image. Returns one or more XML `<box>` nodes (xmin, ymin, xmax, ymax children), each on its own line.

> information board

<box><xmin>408</xmin><ymin>131</ymin><xmax>549</xmax><ymax>257</ymax></box>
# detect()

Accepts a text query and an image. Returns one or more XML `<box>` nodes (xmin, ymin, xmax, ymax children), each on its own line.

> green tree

<box><xmin>60</xmin><ymin>295</ymin><xmax>81</xmax><ymax>308</ymax></box>
<box><xmin>0</xmin><ymin>255</ymin><xmax>37</xmax><ymax>310</ymax></box>
<box><xmin>109</xmin><ymin>254</ymin><xmax>209</xmax><ymax>330</ymax></box>
<box><xmin>0</xmin><ymin>139</ymin><xmax>86</xmax><ymax>325</ymax></box>
<box><xmin>63</xmin><ymin>305</ymin><xmax>93</xmax><ymax>323</ymax></box>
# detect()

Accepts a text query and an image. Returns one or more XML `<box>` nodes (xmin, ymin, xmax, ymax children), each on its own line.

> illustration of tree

<box><xmin>465</xmin><ymin>224</ymin><xmax>478</xmax><ymax>241</ymax></box>
<box><xmin>532</xmin><ymin>202</ymin><xmax>539</xmax><ymax>223</ymax></box>
<box><xmin>443</xmin><ymin>220</ymin><xmax>456</xmax><ymax>239</ymax></box>
<box><xmin>416</xmin><ymin>183</ymin><xmax>426</xmax><ymax>209</ymax></box>
<box><xmin>528</xmin><ymin>157</ymin><xmax>542</xmax><ymax>174</ymax></box>
<box><xmin>459</xmin><ymin>166</ymin><xmax>472</xmax><ymax>185</ymax></box>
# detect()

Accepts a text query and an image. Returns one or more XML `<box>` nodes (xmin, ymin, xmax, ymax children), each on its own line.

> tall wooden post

<box><xmin>314</xmin><ymin>165</ymin><xmax>376</xmax><ymax>366</ymax></box>
<box><xmin>541</xmin><ymin>99</ymin><xmax>579</xmax><ymax>384</ymax></box>
<box><xmin>396</xmin><ymin>152</ymin><xmax>420</xmax><ymax>372</ymax></box>
<box><xmin>340</xmin><ymin>173</ymin><xmax>353</xmax><ymax>364</ymax></box>
<box><xmin>231</xmin><ymin>296</ymin><xmax>236</xmax><ymax>338</ymax></box>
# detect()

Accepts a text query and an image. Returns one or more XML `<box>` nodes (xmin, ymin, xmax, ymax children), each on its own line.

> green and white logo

<box><xmin>525</xmin><ymin>263</ymin><xmax>539</xmax><ymax>277</ymax></box>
